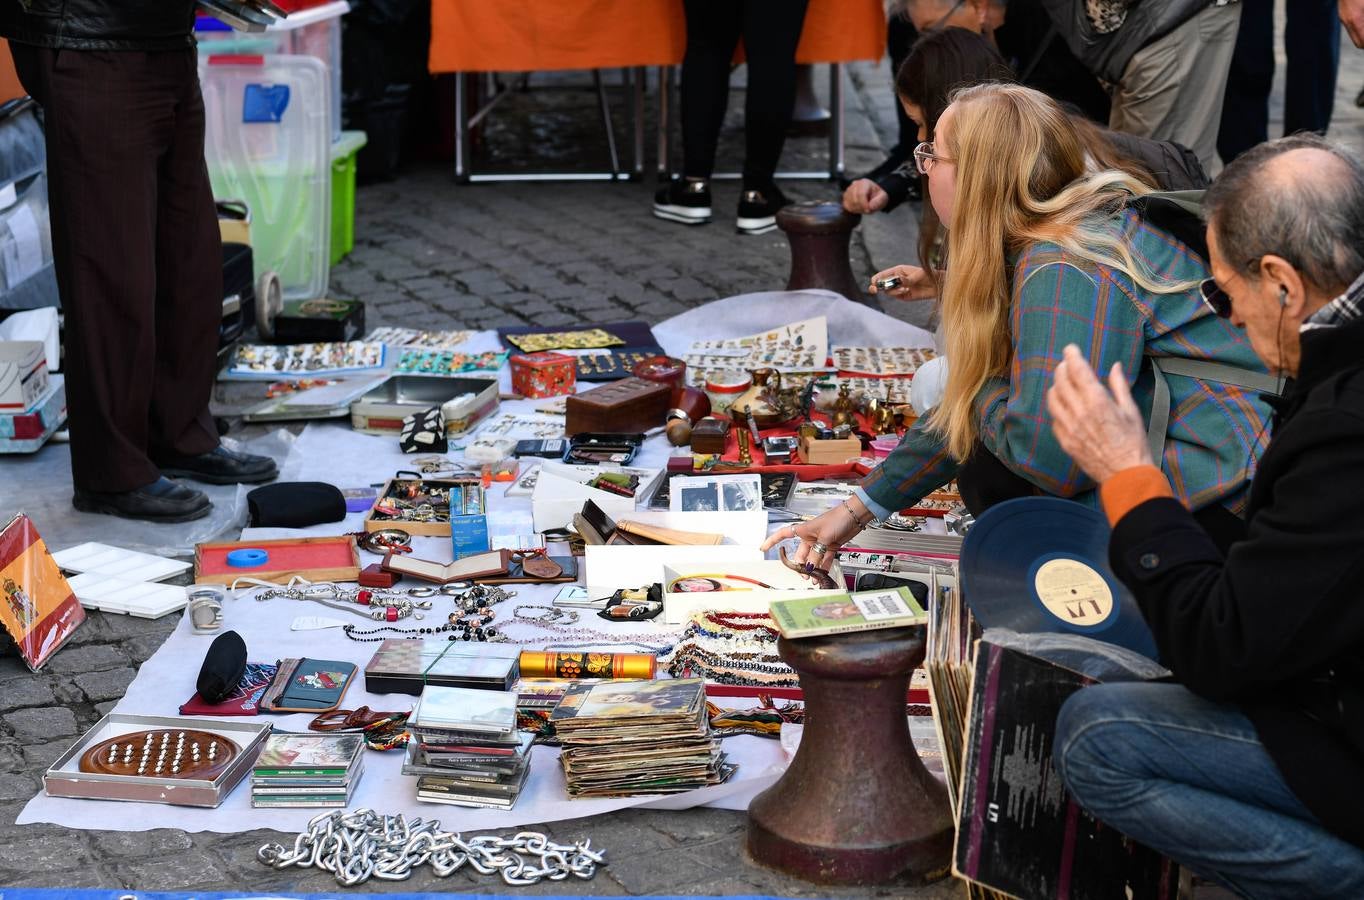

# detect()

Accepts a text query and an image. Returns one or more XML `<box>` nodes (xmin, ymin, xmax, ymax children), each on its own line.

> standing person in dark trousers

<box><xmin>1218</xmin><ymin>0</ymin><xmax>1342</xmax><ymax>163</ymax></box>
<box><xmin>0</xmin><ymin>1</ymin><xmax>278</xmax><ymax>523</ymax></box>
<box><xmin>653</xmin><ymin>0</ymin><xmax>809</xmax><ymax>235</ymax></box>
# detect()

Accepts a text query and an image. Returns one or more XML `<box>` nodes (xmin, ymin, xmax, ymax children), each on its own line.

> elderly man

<box><xmin>1046</xmin><ymin>134</ymin><xmax>1364</xmax><ymax>895</ymax></box>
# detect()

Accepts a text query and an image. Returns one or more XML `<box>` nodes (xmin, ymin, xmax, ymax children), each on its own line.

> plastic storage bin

<box><xmin>200</xmin><ymin>54</ymin><xmax>332</xmax><ymax>301</ymax></box>
<box><xmin>330</xmin><ymin>130</ymin><xmax>366</xmax><ymax>265</ymax></box>
<box><xmin>0</xmin><ymin>98</ymin><xmax>58</xmax><ymax>311</ymax></box>
<box><xmin>196</xmin><ymin>0</ymin><xmax>346</xmax><ymax>142</ymax></box>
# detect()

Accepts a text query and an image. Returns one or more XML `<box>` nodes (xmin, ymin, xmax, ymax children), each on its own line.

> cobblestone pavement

<box><xmin>3</xmin><ymin>16</ymin><xmax>1364</xmax><ymax>895</ymax></box>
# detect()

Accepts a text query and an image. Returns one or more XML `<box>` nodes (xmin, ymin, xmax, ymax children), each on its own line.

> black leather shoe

<box><xmin>73</xmin><ymin>477</ymin><xmax>212</xmax><ymax>523</ymax></box>
<box><xmin>155</xmin><ymin>446</ymin><xmax>279</xmax><ymax>485</ymax></box>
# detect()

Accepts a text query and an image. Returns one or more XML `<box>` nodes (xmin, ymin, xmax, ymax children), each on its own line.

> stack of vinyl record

<box><xmin>407</xmin><ymin>686</ymin><xmax>530</xmax><ymax>809</ymax></box>
<box><xmin>251</xmin><ymin>733</ymin><xmax>364</xmax><ymax>808</ymax></box>
<box><xmin>550</xmin><ymin>678</ymin><xmax>733</xmax><ymax>797</ymax></box>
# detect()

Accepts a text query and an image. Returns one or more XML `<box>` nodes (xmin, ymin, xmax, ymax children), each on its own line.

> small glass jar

<box><xmin>704</xmin><ymin>371</ymin><xmax>752</xmax><ymax>416</ymax></box>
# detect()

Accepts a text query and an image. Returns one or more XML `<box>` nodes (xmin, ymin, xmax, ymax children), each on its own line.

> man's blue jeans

<box><xmin>1054</xmin><ymin>682</ymin><xmax>1364</xmax><ymax>898</ymax></box>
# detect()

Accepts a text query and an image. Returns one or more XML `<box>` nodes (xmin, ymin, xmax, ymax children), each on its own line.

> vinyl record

<box><xmin>960</xmin><ymin>497</ymin><xmax>1159</xmax><ymax>661</ymax></box>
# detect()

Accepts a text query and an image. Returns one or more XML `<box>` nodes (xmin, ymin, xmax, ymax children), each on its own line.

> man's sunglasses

<box><xmin>1199</xmin><ymin>279</ymin><xmax>1232</xmax><ymax>318</ymax></box>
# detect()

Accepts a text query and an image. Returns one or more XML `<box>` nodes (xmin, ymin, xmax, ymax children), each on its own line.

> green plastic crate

<box><xmin>330</xmin><ymin>130</ymin><xmax>367</xmax><ymax>266</ymax></box>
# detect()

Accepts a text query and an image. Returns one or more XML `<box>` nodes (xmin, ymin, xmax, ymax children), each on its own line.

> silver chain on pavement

<box><xmin>256</xmin><ymin>808</ymin><xmax>606</xmax><ymax>887</ymax></box>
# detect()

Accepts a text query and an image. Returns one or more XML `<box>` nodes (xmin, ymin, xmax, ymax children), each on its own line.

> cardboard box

<box><xmin>661</xmin><ymin>558</ymin><xmax>846</xmax><ymax>625</ymax></box>
<box><xmin>0</xmin><ymin>373</ymin><xmax>64</xmax><ymax>453</ymax></box>
<box><xmin>530</xmin><ymin>460</ymin><xmax>665</xmax><ymax>532</ymax></box>
<box><xmin>583</xmin><ymin>510</ymin><xmax>769</xmax><ymax>596</ymax></box>
<box><xmin>0</xmin><ymin>340</ymin><xmax>48</xmax><ymax>413</ymax></box>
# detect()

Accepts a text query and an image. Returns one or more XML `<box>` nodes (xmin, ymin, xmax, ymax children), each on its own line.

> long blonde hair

<box><xmin>927</xmin><ymin>83</ymin><xmax>1193</xmax><ymax>460</ymax></box>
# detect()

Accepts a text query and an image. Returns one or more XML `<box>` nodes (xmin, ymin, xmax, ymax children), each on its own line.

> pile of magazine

<box><xmin>405</xmin><ymin>686</ymin><xmax>532</xmax><ymax>810</ymax></box>
<box><xmin>550</xmin><ymin>679</ymin><xmax>733</xmax><ymax>797</ymax></box>
<box><xmin>251</xmin><ymin>733</ymin><xmax>364</xmax><ymax>808</ymax></box>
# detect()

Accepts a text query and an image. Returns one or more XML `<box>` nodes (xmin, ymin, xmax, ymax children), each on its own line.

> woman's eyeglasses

<box><xmin>913</xmin><ymin>141</ymin><xmax>953</xmax><ymax>175</ymax></box>
<box><xmin>1199</xmin><ymin>279</ymin><xmax>1233</xmax><ymax>318</ymax></box>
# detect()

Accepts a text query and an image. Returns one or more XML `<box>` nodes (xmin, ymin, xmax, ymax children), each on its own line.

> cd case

<box><xmin>44</xmin><ymin>714</ymin><xmax>271</xmax><ymax>807</ymax></box>
<box><xmin>413</xmin><ymin>686</ymin><xmax>518</xmax><ymax>734</ymax></box>
<box><xmin>364</xmin><ymin>640</ymin><xmax>520</xmax><ymax>695</ymax></box>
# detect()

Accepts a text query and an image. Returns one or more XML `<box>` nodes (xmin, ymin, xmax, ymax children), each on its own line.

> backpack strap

<box><xmin>1146</xmin><ymin>356</ymin><xmax>1281</xmax><ymax>462</ymax></box>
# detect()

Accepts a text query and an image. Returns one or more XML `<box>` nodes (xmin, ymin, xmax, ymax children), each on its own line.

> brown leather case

<box><xmin>690</xmin><ymin>416</ymin><xmax>731</xmax><ymax>454</ymax></box>
<box><xmin>565</xmin><ymin>376</ymin><xmax>671</xmax><ymax>435</ymax></box>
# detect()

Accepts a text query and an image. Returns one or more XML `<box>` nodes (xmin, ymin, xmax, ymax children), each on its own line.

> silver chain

<box><xmin>254</xmin><ymin>584</ymin><xmax>432</xmax><ymax>621</ymax></box>
<box><xmin>256</xmin><ymin>808</ymin><xmax>606</xmax><ymax>887</ymax></box>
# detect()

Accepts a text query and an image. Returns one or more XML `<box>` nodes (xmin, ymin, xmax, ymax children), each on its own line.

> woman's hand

<box><xmin>843</xmin><ymin>178</ymin><xmax>890</xmax><ymax>214</ymax></box>
<box><xmin>1342</xmin><ymin>0</ymin><xmax>1364</xmax><ymax>47</ymax></box>
<box><xmin>759</xmin><ymin>499</ymin><xmax>871</xmax><ymax>571</ymax></box>
<box><xmin>868</xmin><ymin>264</ymin><xmax>937</xmax><ymax>301</ymax></box>
<box><xmin>1046</xmin><ymin>344</ymin><xmax>1153</xmax><ymax>483</ymax></box>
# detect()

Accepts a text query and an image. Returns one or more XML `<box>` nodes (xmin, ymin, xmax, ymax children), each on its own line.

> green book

<box><xmin>769</xmin><ymin>586</ymin><xmax>927</xmax><ymax>639</ymax></box>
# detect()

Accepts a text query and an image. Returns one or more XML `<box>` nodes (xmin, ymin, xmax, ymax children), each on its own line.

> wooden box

<box><xmin>364</xmin><ymin>477</ymin><xmax>485</xmax><ymax>538</ymax></box>
<box><xmin>798</xmin><ymin>433</ymin><xmax>863</xmax><ymax>465</ymax></box>
<box><xmin>194</xmin><ymin>535</ymin><xmax>361</xmax><ymax>585</ymax></box>
<box><xmin>565</xmin><ymin>376</ymin><xmax>671</xmax><ymax>435</ymax></box>
<box><xmin>510</xmin><ymin>351</ymin><xmax>576</xmax><ymax>398</ymax></box>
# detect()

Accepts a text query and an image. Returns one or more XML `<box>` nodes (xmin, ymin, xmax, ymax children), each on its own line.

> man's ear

<box><xmin>1258</xmin><ymin>255</ymin><xmax>1308</xmax><ymax>316</ymax></box>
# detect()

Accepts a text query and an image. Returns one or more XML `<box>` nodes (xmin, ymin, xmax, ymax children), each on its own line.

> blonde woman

<box><xmin>764</xmin><ymin>83</ymin><xmax>1274</xmax><ymax>567</ymax></box>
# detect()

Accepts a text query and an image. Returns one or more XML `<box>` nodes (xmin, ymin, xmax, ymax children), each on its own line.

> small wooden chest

<box><xmin>565</xmin><ymin>376</ymin><xmax>671</xmax><ymax>435</ymax></box>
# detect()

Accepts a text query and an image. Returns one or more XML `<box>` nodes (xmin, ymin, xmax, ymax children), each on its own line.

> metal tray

<box><xmin>351</xmin><ymin>375</ymin><xmax>500</xmax><ymax>437</ymax></box>
<box><xmin>44</xmin><ymin>713</ymin><xmax>271</xmax><ymax>807</ymax></box>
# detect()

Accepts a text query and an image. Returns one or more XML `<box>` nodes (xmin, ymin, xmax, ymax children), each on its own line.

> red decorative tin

<box><xmin>510</xmin><ymin>351</ymin><xmax>576</xmax><ymax>398</ymax></box>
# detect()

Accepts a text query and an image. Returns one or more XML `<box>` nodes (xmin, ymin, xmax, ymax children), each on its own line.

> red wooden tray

<box><xmin>194</xmin><ymin>535</ymin><xmax>361</xmax><ymax>585</ymax></box>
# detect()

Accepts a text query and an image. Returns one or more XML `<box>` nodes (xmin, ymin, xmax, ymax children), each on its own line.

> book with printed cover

<box><xmin>769</xmin><ymin>586</ymin><xmax>927</xmax><ymax>639</ymax></box>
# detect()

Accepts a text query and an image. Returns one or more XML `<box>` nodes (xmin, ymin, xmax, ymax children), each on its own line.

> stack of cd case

<box><xmin>407</xmin><ymin>686</ymin><xmax>531</xmax><ymax>810</ymax></box>
<box><xmin>251</xmin><ymin>733</ymin><xmax>364</xmax><ymax>808</ymax></box>
<box><xmin>364</xmin><ymin>639</ymin><xmax>520</xmax><ymax>695</ymax></box>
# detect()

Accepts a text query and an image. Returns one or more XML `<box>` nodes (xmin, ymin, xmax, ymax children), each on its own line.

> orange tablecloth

<box><xmin>429</xmin><ymin>0</ymin><xmax>885</xmax><ymax>73</ymax></box>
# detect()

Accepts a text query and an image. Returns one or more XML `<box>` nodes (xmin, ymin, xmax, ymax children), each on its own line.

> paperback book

<box><xmin>769</xmin><ymin>586</ymin><xmax>927</xmax><ymax>639</ymax></box>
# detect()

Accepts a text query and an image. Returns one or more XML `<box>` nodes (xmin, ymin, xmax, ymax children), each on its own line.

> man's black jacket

<box><xmin>1110</xmin><ymin>313</ymin><xmax>1364</xmax><ymax>849</ymax></box>
<box><xmin>0</xmin><ymin>0</ymin><xmax>197</xmax><ymax>51</ymax></box>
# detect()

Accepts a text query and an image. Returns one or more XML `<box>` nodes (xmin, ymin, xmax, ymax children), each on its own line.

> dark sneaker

<box><xmin>736</xmin><ymin>186</ymin><xmax>788</xmax><ymax>235</ymax></box>
<box><xmin>653</xmin><ymin>178</ymin><xmax>712</xmax><ymax>225</ymax></box>
<box><xmin>155</xmin><ymin>445</ymin><xmax>278</xmax><ymax>485</ymax></box>
<box><xmin>73</xmin><ymin>477</ymin><xmax>212</xmax><ymax>523</ymax></box>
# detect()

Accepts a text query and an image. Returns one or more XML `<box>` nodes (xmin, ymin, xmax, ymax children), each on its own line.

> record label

<box><xmin>1032</xmin><ymin>557</ymin><xmax>1115</xmax><ymax>628</ymax></box>
<box><xmin>959</xmin><ymin>497</ymin><xmax>1160</xmax><ymax>661</ymax></box>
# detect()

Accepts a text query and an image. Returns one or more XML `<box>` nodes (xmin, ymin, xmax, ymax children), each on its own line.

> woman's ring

<box><xmin>811</xmin><ymin>542</ymin><xmax>829</xmax><ymax>557</ymax></box>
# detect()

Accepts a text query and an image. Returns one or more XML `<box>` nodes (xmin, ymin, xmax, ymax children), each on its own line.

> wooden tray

<box><xmin>363</xmin><ymin>477</ymin><xmax>485</xmax><ymax>537</ymax></box>
<box><xmin>194</xmin><ymin>535</ymin><xmax>361</xmax><ymax>585</ymax></box>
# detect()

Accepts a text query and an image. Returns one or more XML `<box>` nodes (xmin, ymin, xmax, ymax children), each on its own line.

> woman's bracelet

<box><xmin>842</xmin><ymin>500</ymin><xmax>875</xmax><ymax>529</ymax></box>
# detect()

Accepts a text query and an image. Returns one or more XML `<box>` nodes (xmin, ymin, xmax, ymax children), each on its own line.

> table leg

<box><xmin>592</xmin><ymin>69</ymin><xmax>621</xmax><ymax>179</ymax></box>
<box><xmin>454</xmin><ymin>71</ymin><xmax>471</xmax><ymax>184</ymax></box>
<box><xmin>657</xmin><ymin>65</ymin><xmax>673</xmax><ymax>179</ymax></box>
<box><xmin>632</xmin><ymin>66</ymin><xmax>646</xmax><ymax>179</ymax></box>
<box><xmin>828</xmin><ymin>63</ymin><xmax>845</xmax><ymax>180</ymax></box>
